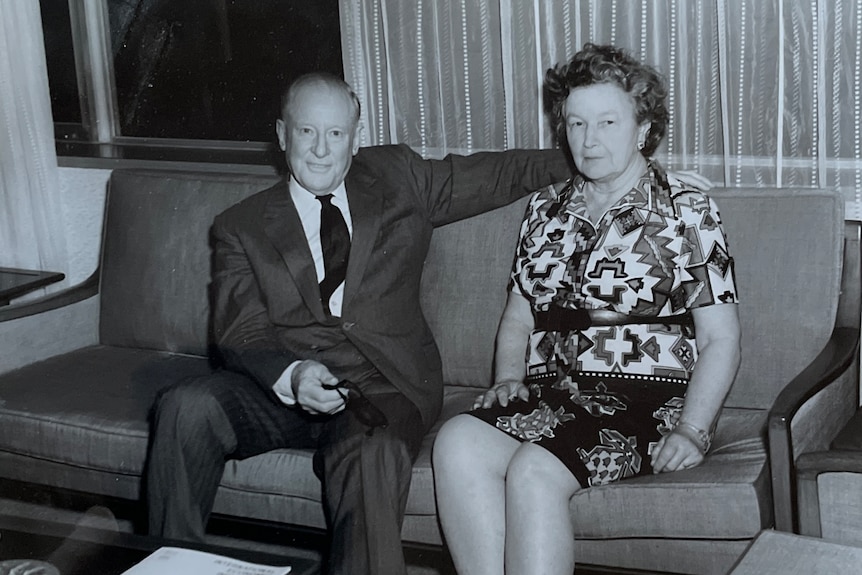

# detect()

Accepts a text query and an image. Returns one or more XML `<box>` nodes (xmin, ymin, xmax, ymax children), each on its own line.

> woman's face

<box><xmin>564</xmin><ymin>82</ymin><xmax>650</xmax><ymax>184</ymax></box>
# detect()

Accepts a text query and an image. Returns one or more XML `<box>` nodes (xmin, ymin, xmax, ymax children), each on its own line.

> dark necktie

<box><xmin>317</xmin><ymin>194</ymin><xmax>350</xmax><ymax>315</ymax></box>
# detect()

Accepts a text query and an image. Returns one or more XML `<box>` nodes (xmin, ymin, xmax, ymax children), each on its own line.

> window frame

<box><xmin>55</xmin><ymin>0</ymin><xmax>338</xmax><ymax>172</ymax></box>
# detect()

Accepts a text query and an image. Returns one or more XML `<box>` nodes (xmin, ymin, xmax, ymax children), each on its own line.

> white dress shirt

<box><xmin>275</xmin><ymin>176</ymin><xmax>353</xmax><ymax>405</ymax></box>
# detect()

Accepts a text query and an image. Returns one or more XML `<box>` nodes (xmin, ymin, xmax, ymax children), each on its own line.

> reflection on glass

<box><xmin>109</xmin><ymin>0</ymin><xmax>342</xmax><ymax>141</ymax></box>
<box><xmin>40</xmin><ymin>0</ymin><xmax>82</xmax><ymax>125</ymax></box>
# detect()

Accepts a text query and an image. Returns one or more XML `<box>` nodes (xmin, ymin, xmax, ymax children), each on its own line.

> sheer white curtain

<box><xmin>340</xmin><ymin>0</ymin><xmax>862</xmax><ymax>217</ymax></box>
<box><xmin>0</xmin><ymin>0</ymin><xmax>68</xmax><ymax>282</ymax></box>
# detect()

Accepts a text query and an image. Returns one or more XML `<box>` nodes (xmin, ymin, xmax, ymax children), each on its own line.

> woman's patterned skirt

<box><xmin>468</xmin><ymin>372</ymin><xmax>689</xmax><ymax>488</ymax></box>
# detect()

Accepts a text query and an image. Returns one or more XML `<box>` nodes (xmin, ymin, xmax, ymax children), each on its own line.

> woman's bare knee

<box><xmin>507</xmin><ymin>442</ymin><xmax>581</xmax><ymax>497</ymax></box>
<box><xmin>434</xmin><ymin>414</ymin><xmax>485</xmax><ymax>469</ymax></box>
<box><xmin>433</xmin><ymin>414</ymin><xmax>519</xmax><ymax>478</ymax></box>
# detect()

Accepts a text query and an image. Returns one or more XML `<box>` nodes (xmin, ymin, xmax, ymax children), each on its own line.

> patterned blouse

<box><xmin>511</xmin><ymin>161</ymin><xmax>738</xmax><ymax>383</ymax></box>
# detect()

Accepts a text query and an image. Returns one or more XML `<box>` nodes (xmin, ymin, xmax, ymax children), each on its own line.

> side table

<box><xmin>0</xmin><ymin>267</ymin><xmax>65</xmax><ymax>305</ymax></box>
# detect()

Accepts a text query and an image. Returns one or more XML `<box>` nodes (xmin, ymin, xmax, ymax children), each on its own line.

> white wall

<box><xmin>58</xmin><ymin>167</ymin><xmax>111</xmax><ymax>285</ymax></box>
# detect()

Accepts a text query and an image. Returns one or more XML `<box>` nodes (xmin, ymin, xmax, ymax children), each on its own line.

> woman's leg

<box><xmin>433</xmin><ymin>414</ymin><xmax>521</xmax><ymax>575</ymax></box>
<box><xmin>505</xmin><ymin>442</ymin><xmax>582</xmax><ymax>575</ymax></box>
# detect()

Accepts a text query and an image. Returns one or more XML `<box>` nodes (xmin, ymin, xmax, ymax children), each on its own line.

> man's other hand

<box><xmin>668</xmin><ymin>169</ymin><xmax>714</xmax><ymax>191</ymax></box>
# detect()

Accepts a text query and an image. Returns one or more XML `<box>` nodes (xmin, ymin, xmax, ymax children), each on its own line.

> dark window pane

<box><xmin>109</xmin><ymin>0</ymin><xmax>342</xmax><ymax>141</ymax></box>
<box><xmin>40</xmin><ymin>0</ymin><xmax>82</xmax><ymax>124</ymax></box>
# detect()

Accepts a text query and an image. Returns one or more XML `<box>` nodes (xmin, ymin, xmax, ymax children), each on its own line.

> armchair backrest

<box><xmin>711</xmin><ymin>188</ymin><xmax>844</xmax><ymax>408</ymax></box>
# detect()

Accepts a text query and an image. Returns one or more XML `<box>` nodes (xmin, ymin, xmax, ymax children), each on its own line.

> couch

<box><xmin>0</xmin><ymin>167</ymin><xmax>859</xmax><ymax>574</ymax></box>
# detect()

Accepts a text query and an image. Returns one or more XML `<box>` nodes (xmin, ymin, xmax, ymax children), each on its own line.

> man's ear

<box><xmin>276</xmin><ymin>119</ymin><xmax>287</xmax><ymax>151</ymax></box>
<box><xmin>351</xmin><ymin>123</ymin><xmax>364</xmax><ymax>156</ymax></box>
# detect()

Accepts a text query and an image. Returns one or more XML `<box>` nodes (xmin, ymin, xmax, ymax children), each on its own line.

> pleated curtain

<box><xmin>0</xmin><ymin>0</ymin><xmax>67</xmax><ymax>282</ymax></box>
<box><xmin>340</xmin><ymin>0</ymin><xmax>862</xmax><ymax>218</ymax></box>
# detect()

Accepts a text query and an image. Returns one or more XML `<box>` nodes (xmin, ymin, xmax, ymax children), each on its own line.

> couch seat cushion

<box><xmin>569</xmin><ymin>405</ymin><xmax>770</xmax><ymax>539</ymax></box>
<box><xmin>0</xmin><ymin>344</ymin><xmax>771</xmax><ymax>543</ymax></box>
<box><xmin>0</xmin><ymin>344</ymin><xmax>478</xmax><ymax>534</ymax></box>
<box><xmin>0</xmin><ymin>346</ymin><xmax>212</xmax><ymax>477</ymax></box>
<box><xmin>403</xmin><ymin>386</ymin><xmax>770</xmax><ymax>541</ymax></box>
<box><xmin>414</xmin><ymin>388</ymin><xmax>771</xmax><ymax>541</ymax></box>
<box><xmin>216</xmin><ymin>386</ymin><xmax>481</xmax><ymax>525</ymax></box>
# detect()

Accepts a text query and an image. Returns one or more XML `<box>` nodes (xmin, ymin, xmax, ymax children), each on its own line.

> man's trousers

<box><xmin>145</xmin><ymin>369</ymin><xmax>425</xmax><ymax>575</ymax></box>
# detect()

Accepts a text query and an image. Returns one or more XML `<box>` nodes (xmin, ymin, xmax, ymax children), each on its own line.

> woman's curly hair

<box><xmin>543</xmin><ymin>43</ymin><xmax>668</xmax><ymax>157</ymax></box>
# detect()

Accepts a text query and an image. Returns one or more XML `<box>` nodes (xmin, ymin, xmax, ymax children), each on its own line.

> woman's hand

<box><xmin>473</xmin><ymin>379</ymin><xmax>529</xmax><ymax>409</ymax></box>
<box><xmin>486</xmin><ymin>292</ymin><xmax>534</xmax><ymax>410</ymax></box>
<box><xmin>650</xmin><ymin>431</ymin><xmax>704</xmax><ymax>473</ymax></box>
<box><xmin>649</xmin><ymin>304</ymin><xmax>740</xmax><ymax>473</ymax></box>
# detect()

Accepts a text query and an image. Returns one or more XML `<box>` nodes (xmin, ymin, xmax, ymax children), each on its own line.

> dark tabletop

<box><xmin>0</xmin><ymin>514</ymin><xmax>319</xmax><ymax>575</ymax></box>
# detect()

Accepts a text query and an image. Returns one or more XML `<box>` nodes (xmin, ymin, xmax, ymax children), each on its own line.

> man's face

<box><xmin>276</xmin><ymin>82</ymin><xmax>360</xmax><ymax>195</ymax></box>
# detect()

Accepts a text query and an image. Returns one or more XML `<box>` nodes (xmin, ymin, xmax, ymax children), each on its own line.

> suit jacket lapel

<box><xmin>262</xmin><ymin>181</ymin><xmax>328</xmax><ymax>319</ymax></box>
<box><xmin>343</xmin><ymin>167</ymin><xmax>382</xmax><ymax>311</ymax></box>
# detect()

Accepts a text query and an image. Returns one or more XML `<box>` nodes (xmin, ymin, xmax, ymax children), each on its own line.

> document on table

<box><xmin>120</xmin><ymin>546</ymin><xmax>291</xmax><ymax>575</ymax></box>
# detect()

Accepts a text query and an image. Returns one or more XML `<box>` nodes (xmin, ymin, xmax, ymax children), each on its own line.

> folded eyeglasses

<box><xmin>322</xmin><ymin>380</ymin><xmax>389</xmax><ymax>434</ymax></box>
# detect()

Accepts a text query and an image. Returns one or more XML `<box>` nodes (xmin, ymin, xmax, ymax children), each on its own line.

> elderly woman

<box><xmin>433</xmin><ymin>44</ymin><xmax>741</xmax><ymax>574</ymax></box>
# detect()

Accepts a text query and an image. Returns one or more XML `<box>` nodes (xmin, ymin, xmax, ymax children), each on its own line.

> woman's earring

<box><xmin>637</xmin><ymin>141</ymin><xmax>645</xmax><ymax>151</ymax></box>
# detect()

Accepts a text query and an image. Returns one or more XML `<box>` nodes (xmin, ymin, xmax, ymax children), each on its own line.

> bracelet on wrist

<box><xmin>673</xmin><ymin>420</ymin><xmax>713</xmax><ymax>454</ymax></box>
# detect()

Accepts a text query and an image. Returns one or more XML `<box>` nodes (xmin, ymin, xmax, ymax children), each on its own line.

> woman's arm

<box><xmin>651</xmin><ymin>302</ymin><xmax>741</xmax><ymax>472</ymax></box>
<box><xmin>474</xmin><ymin>291</ymin><xmax>535</xmax><ymax>409</ymax></box>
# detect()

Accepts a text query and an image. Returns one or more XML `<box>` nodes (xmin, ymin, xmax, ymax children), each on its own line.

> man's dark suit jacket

<box><xmin>211</xmin><ymin>143</ymin><xmax>571</xmax><ymax>428</ymax></box>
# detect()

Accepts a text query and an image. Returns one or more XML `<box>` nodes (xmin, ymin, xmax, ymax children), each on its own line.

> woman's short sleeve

<box><xmin>508</xmin><ymin>191</ymin><xmax>543</xmax><ymax>296</ymax></box>
<box><xmin>677</xmin><ymin>193</ymin><xmax>739</xmax><ymax>309</ymax></box>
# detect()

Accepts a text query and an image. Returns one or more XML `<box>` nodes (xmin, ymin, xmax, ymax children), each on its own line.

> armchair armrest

<box><xmin>0</xmin><ymin>270</ymin><xmax>99</xmax><ymax>323</ymax></box>
<box><xmin>796</xmin><ymin>449</ymin><xmax>862</xmax><ymax>538</ymax></box>
<box><xmin>798</xmin><ymin>449</ymin><xmax>862</xmax><ymax>476</ymax></box>
<box><xmin>768</xmin><ymin>327</ymin><xmax>860</xmax><ymax>533</ymax></box>
<box><xmin>768</xmin><ymin>221</ymin><xmax>862</xmax><ymax>534</ymax></box>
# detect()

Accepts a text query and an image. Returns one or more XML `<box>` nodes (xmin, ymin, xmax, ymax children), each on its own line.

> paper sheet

<box><xmin>120</xmin><ymin>546</ymin><xmax>291</xmax><ymax>575</ymax></box>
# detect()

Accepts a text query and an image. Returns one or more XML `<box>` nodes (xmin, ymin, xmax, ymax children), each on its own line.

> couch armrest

<box><xmin>0</xmin><ymin>271</ymin><xmax>101</xmax><ymax>375</ymax></box>
<box><xmin>0</xmin><ymin>270</ymin><xmax>99</xmax><ymax>323</ymax></box>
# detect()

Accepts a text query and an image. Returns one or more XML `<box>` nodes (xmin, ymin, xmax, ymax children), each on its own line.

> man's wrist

<box><xmin>273</xmin><ymin>361</ymin><xmax>301</xmax><ymax>406</ymax></box>
<box><xmin>290</xmin><ymin>369</ymin><xmax>301</xmax><ymax>400</ymax></box>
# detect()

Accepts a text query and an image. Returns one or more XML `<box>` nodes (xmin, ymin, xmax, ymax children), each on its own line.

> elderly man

<box><xmin>145</xmin><ymin>72</ymin><xmax>571</xmax><ymax>574</ymax></box>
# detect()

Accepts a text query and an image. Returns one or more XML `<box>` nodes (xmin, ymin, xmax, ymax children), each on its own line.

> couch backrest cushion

<box><xmin>101</xmin><ymin>169</ymin><xmax>844</xmax><ymax>411</ymax></box>
<box><xmin>420</xmin><ymin>197</ymin><xmax>529</xmax><ymax>388</ymax></box>
<box><xmin>711</xmin><ymin>187</ymin><xmax>843</xmax><ymax>408</ymax></box>
<box><xmin>421</xmin><ymin>187</ymin><xmax>844</xmax><ymax>410</ymax></box>
<box><xmin>99</xmin><ymin>170</ymin><xmax>278</xmax><ymax>355</ymax></box>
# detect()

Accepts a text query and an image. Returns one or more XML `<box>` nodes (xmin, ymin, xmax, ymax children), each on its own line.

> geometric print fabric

<box><xmin>471</xmin><ymin>160</ymin><xmax>740</xmax><ymax>487</ymax></box>
<box><xmin>511</xmin><ymin>160</ymin><xmax>738</xmax><ymax>380</ymax></box>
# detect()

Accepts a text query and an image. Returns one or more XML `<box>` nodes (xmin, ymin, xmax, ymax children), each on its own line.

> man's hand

<box><xmin>274</xmin><ymin>360</ymin><xmax>346</xmax><ymax>415</ymax></box>
<box><xmin>650</xmin><ymin>432</ymin><xmax>704</xmax><ymax>473</ymax></box>
<box><xmin>668</xmin><ymin>169</ymin><xmax>714</xmax><ymax>191</ymax></box>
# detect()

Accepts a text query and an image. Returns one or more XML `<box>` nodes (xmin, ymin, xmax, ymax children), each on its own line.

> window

<box><xmin>40</xmin><ymin>0</ymin><xmax>84</xmax><ymax>139</ymax></box>
<box><xmin>42</xmin><ymin>0</ymin><xmax>343</xmax><ymax>162</ymax></box>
